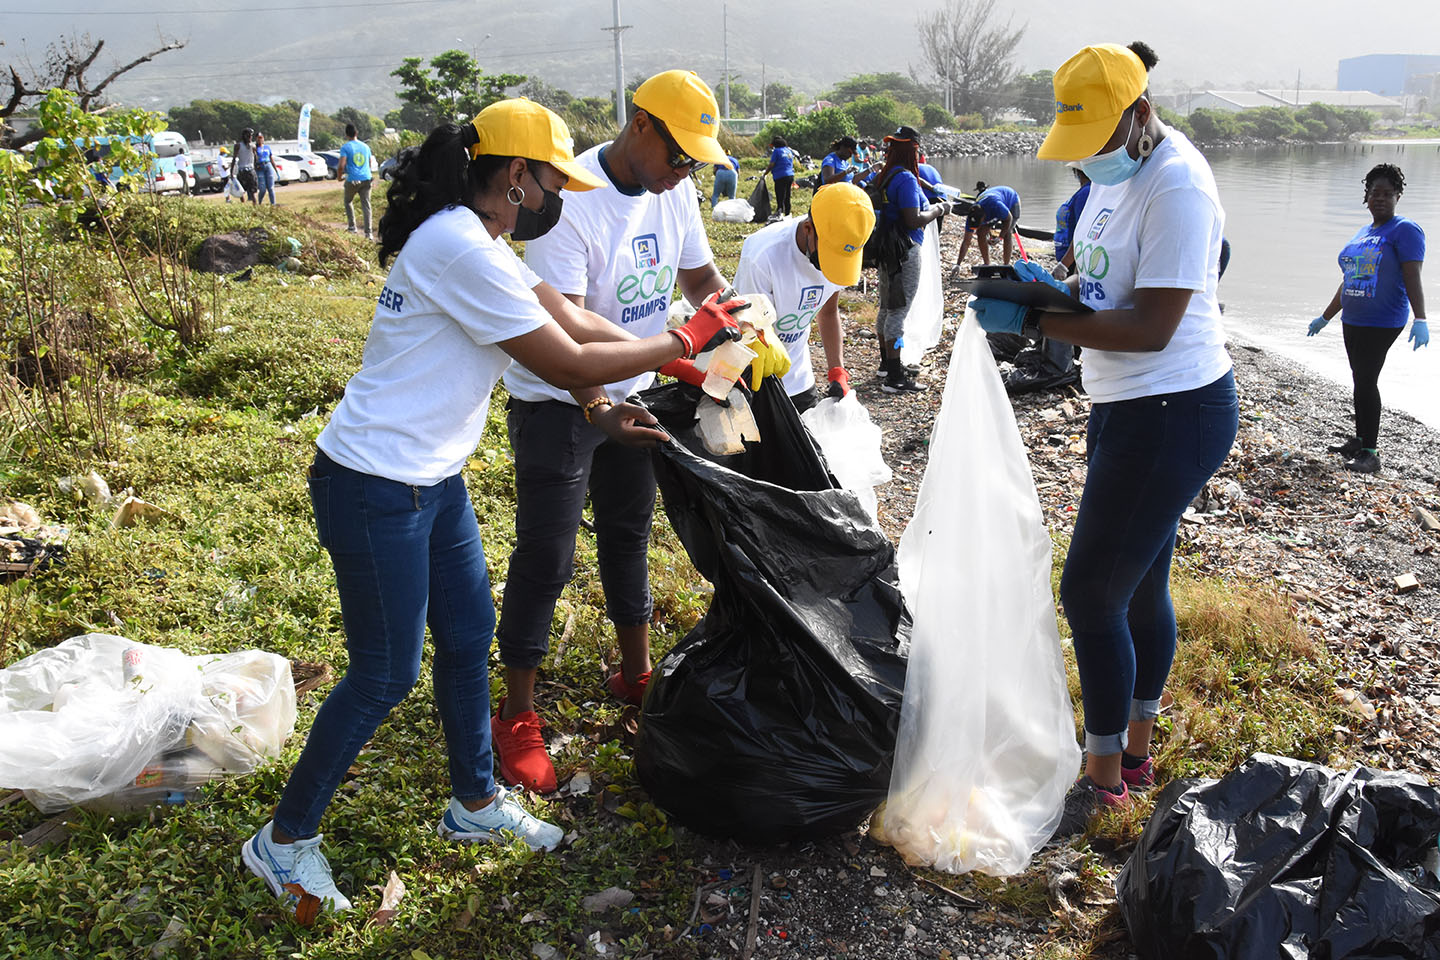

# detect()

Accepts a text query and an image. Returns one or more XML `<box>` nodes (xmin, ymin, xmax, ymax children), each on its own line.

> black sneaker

<box><xmin>881</xmin><ymin>373</ymin><xmax>925</xmax><ymax>394</ymax></box>
<box><xmin>1328</xmin><ymin>436</ymin><xmax>1364</xmax><ymax>458</ymax></box>
<box><xmin>875</xmin><ymin>363</ymin><xmax>921</xmax><ymax>380</ymax></box>
<box><xmin>1048</xmin><ymin>776</ymin><xmax>1129</xmax><ymax>844</ymax></box>
<box><xmin>1344</xmin><ymin>450</ymin><xmax>1380</xmax><ymax>474</ymax></box>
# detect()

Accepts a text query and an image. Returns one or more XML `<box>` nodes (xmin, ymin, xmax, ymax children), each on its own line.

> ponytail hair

<box><xmin>377</xmin><ymin>122</ymin><xmax>513</xmax><ymax>266</ymax></box>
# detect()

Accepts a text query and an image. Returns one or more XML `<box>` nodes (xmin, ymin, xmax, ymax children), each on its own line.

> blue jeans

<box><xmin>496</xmin><ymin>399</ymin><xmax>655</xmax><ymax>669</ymax></box>
<box><xmin>711</xmin><ymin>167</ymin><xmax>737</xmax><ymax>206</ymax></box>
<box><xmin>256</xmin><ymin>165</ymin><xmax>276</xmax><ymax>204</ymax></box>
<box><xmin>1059</xmin><ymin>370</ymin><xmax>1238</xmax><ymax>756</ymax></box>
<box><xmin>273</xmin><ymin>450</ymin><xmax>497</xmax><ymax>838</ymax></box>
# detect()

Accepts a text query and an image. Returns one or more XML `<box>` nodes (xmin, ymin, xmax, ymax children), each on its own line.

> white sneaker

<box><xmin>241</xmin><ymin>820</ymin><xmax>353</xmax><ymax>914</ymax></box>
<box><xmin>435</xmin><ymin>788</ymin><xmax>563</xmax><ymax>851</ymax></box>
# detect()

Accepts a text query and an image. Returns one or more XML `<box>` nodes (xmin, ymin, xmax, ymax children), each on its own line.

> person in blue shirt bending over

<box><xmin>339</xmin><ymin>123</ymin><xmax>375</xmax><ymax>240</ymax></box>
<box><xmin>956</xmin><ymin>183</ymin><xmax>1021</xmax><ymax>268</ymax></box>
<box><xmin>1308</xmin><ymin>162</ymin><xmax>1428</xmax><ymax>474</ymax></box>
<box><xmin>763</xmin><ymin>135</ymin><xmax>797</xmax><ymax>216</ymax></box>
<box><xmin>820</xmin><ymin>136</ymin><xmax>858</xmax><ymax>185</ymax></box>
<box><xmin>711</xmin><ymin>154</ymin><xmax>740</xmax><ymax>207</ymax></box>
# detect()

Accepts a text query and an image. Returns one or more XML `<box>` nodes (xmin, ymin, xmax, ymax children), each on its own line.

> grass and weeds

<box><xmin>1</xmin><ymin>166</ymin><xmax>1349</xmax><ymax>959</ymax></box>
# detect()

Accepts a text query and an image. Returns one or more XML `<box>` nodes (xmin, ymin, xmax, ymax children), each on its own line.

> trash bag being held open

<box><xmin>634</xmin><ymin>378</ymin><xmax>910</xmax><ymax>842</ymax></box>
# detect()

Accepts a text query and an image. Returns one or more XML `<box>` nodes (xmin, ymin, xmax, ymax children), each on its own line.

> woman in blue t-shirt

<box><xmin>955</xmin><ymin>184</ymin><xmax>1021</xmax><ymax>267</ymax></box>
<box><xmin>872</xmin><ymin>126</ymin><xmax>954</xmax><ymax>393</ymax></box>
<box><xmin>1308</xmin><ymin>163</ymin><xmax>1429</xmax><ymax>474</ymax></box>
<box><xmin>820</xmin><ymin>136</ymin><xmax>857</xmax><ymax>185</ymax></box>
<box><xmin>763</xmin><ymin>136</ymin><xmax>796</xmax><ymax>215</ymax></box>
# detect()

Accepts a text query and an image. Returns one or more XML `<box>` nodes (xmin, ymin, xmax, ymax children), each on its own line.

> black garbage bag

<box><xmin>634</xmin><ymin>377</ymin><xmax>910</xmax><ymax>843</ymax></box>
<box><xmin>747</xmin><ymin>177</ymin><xmax>772</xmax><ymax>223</ymax></box>
<box><xmin>1118</xmin><ymin>753</ymin><xmax>1440</xmax><ymax>960</ymax></box>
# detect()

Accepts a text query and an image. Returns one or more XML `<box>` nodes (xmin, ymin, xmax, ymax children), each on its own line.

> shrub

<box><xmin>922</xmin><ymin>103</ymin><xmax>955</xmax><ymax>130</ymax></box>
<box><xmin>754</xmin><ymin>107</ymin><xmax>858</xmax><ymax>158</ymax></box>
<box><xmin>1187</xmin><ymin>108</ymin><xmax>1244</xmax><ymax>141</ymax></box>
<box><xmin>842</xmin><ymin>95</ymin><xmax>923</xmax><ymax>140</ymax></box>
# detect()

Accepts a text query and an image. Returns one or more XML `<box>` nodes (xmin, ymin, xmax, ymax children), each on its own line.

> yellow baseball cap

<box><xmin>1037</xmin><ymin>44</ymin><xmax>1149</xmax><ymax>162</ymax></box>
<box><xmin>470</xmin><ymin>98</ymin><xmax>606</xmax><ymax>192</ymax></box>
<box><xmin>810</xmin><ymin>183</ymin><xmax>876</xmax><ymax>286</ymax></box>
<box><xmin>631</xmin><ymin>70</ymin><xmax>731</xmax><ymax>166</ymax></box>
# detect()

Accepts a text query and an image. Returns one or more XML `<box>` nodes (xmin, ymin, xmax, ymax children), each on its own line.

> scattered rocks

<box><xmin>193</xmin><ymin>228</ymin><xmax>271</xmax><ymax>274</ymax></box>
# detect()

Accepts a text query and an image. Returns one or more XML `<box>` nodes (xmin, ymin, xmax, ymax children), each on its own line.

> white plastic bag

<box><xmin>711</xmin><ymin>198</ymin><xmax>754</xmax><ymax>223</ymax></box>
<box><xmin>900</xmin><ymin>220</ymin><xmax>944</xmax><ymax>366</ymax></box>
<box><xmin>224</xmin><ymin>175</ymin><xmax>243</xmax><ymax>199</ymax></box>
<box><xmin>0</xmin><ymin>633</ymin><xmax>296</xmax><ymax>811</ymax></box>
<box><xmin>871</xmin><ymin>310</ymin><xmax>1080</xmax><ymax>875</ymax></box>
<box><xmin>801</xmin><ymin>393</ymin><xmax>893</xmax><ymax>521</ymax></box>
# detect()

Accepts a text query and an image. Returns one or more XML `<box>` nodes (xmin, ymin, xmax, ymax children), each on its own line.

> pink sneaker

<box><xmin>1121</xmin><ymin>756</ymin><xmax>1156</xmax><ymax>790</ymax></box>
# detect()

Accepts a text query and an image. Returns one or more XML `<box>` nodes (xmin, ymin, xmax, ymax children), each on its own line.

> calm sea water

<box><xmin>931</xmin><ymin>141</ymin><xmax>1440</xmax><ymax>431</ymax></box>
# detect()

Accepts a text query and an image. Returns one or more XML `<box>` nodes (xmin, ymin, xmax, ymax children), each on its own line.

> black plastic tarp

<box><xmin>1118</xmin><ymin>752</ymin><xmax>1440</xmax><ymax>960</ymax></box>
<box><xmin>633</xmin><ymin>378</ymin><xmax>910</xmax><ymax>842</ymax></box>
<box><xmin>747</xmin><ymin>178</ymin><xmax>772</xmax><ymax>223</ymax></box>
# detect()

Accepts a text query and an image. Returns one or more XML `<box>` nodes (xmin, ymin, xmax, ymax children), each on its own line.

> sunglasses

<box><xmin>647</xmin><ymin>114</ymin><xmax>706</xmax><ymax>172</ymax></box>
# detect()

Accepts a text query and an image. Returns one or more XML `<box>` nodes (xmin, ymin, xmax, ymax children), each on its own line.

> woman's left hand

<box><xmin>1409</xmin><ymin>319</ymin><xmax>1429</xmax><ymax>350</ymax></box>
<box><xmin>591</xmin><ymin>402</ymin><xmax>670</xmax><ymax>448</ymax></box>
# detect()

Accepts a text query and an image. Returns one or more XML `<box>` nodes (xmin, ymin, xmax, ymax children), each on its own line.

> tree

<box><xmin>3</xmin><ymin>33</ymin><xmax>184</xmax><ymax>145</ymax></box>
<box><xmin>712</xmin><ymin>77</ymin><xmax>761</xmax><ymax>117</ymax></box>
<box><xmin>762</xmin><ymin>82</ymin><xmax>796</xmax><ymax>115</ymax></box>
<box><xmin>390</xmin><ymin>50</ymin><xmax>524</xmax><ymax>130</ymax></box>
<box><xmin>756</xmin><ymin>107</ymin><xmax>857</xmax><ymax>158</ymax></box>
<box><xmin>843</xmin><ymin>95</ymin><xmax>923</xmax><ymax>140</ymax></box>
<box><xmin>922</xmin><ymin>102</ymin><xmax>955</xmax><ymax>130</ymax></box>
<box><xmin>1012</xmin><ymin>69</ymin><xmax>1054</xmax><ymax>123</ymax></box>
<box><xmin>333</xmin><ymin>106</ymin><xmax>381</xmax><ymax>141</ymax></box>
<box><xmin>915</xmin><ymin>0</ymin><xmax>1025</xmax><ymax>122</ymax></box>
<box><xmin>825</xmin><ymin>72</ymin><xmax>937</xmax><ymax>108</ymax></box>
<box><xmin>1186</xmin><ymin>107</ymin><xmax>1243</xmax><ymax>141</ymax></box>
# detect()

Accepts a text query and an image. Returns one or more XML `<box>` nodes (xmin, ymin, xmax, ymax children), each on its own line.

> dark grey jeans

<box><xmin>495</xmin><ymin>399</ymin><xmax>656</xmax><ymax>669</ymax></box>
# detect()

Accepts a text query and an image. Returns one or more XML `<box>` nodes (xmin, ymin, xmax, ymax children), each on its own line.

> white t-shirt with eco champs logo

<box><xmin>1070</xmin><ymin>130</ymin><xmax>1232</xmax><ymax>404</ymax></box>
<box><xmin>317</xmin><ymin>206</ymin><xmax>549</xmax><ymax>486</ymax></box>
<box><xmin>733</xmin><ymin>219</ymin><xmax>841</xmax><ymax>396</ymax></box>
<box><xmin>506</xmin><ymin>143</ymin><xmax>715</xmax><ymax>404</ymax></box>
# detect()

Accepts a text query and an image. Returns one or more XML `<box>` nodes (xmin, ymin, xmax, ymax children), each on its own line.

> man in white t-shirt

<box><xmin>493</xmin><ymin>71</ymin><xmax>736</xmax><ymax>793</ymax></box>
<box><xmin>732</xmin><ymin>183</ymin><xmax>876</xmax><ymax>411</ymax></box>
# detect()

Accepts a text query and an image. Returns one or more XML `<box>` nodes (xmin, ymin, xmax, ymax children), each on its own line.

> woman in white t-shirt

<box><xmin>240</xmin><ymin>98</ymin><xmax>745</xmax><ymax>917</ymax></box>
<box><xmin>970</xmin><ymin>43</ymin><xmax>1239</xmax><ymax>839</ymax></box>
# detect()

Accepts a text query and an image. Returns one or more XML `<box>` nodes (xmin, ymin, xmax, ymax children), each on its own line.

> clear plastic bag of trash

<box><xmin>0</xmin><ymin>633</ymin><xmax>296</xmax><ymax>812</ymax></box>
<box><xmin>801</xmin><ymin>392</ymin><xmax>893</xmax><ymax>521</ymax></box>
<box><xmin>871</xmin><ymin>309</ymin><xmax>1080</xmax><ymax>875</ymax></box>
<box><xmin>899</xmin><ymin>220</ymin><xmax>945</xmax><ymax>366</ymax></box>
<box><xmin>711</xmin><ymin>198</ymin><xmax>755</xmax><ymax>223</ymax></box>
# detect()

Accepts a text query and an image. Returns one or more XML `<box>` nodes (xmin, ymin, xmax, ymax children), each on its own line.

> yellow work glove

<box><xmin>741</xmin><ymin>328</ymin><xmax>791</xmax><ymax>391</ymax></box>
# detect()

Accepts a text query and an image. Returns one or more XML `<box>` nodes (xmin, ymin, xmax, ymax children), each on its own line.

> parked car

<box><xmin>378</xmin><ymin>154</ymin><xmax>400</xmax><ymax>180</ymax></box>
<box><xmin>190</xmin><ymin>155</ymin><xmax>227</xmax><ymax>193</ymax></box>
<box><xmin>316</xmin><ymin>151</ymin><xmax>340</xmax><ymax>177</ymax></box>
<box><xmin>271</xmin><ymin>154</ymin><xmax>302</xmax><ymax>185</ymax></box>
<box><xmin>278</xmin><ymin>151</ymin><xmax>330</xmax><ymax>181</ymax></box>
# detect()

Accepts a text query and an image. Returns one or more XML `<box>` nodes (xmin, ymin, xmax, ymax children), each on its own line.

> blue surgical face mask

<box><xmin>1075</xmin><ymin>111</ymin><xmax>1143</xmax><ymax>186</ymax></box>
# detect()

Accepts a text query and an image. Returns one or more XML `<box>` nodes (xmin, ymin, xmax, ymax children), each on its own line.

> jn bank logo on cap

<box><xmin>1055</xmin><ymin>100</ymin><xmax>1084</xmax><ymax>114</ymax></box>
<box><xmin>700</xmin><ymin>112</ymin><xmax>715</xmax><ymax>126</ymax></box>
<box><xmin>632</xmin><ymin>234</ymin><xmax>659</xmax><ymax>268</ymax></box>
<box><xmin>843</xmin><ymin>243</ymin><xmax>858</xmax><ymax>252</ymax></box>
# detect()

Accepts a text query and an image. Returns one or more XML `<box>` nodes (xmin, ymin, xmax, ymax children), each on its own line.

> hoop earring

<box><xmin>1137</xmin><ymin>131</ymin><xmax>1155</xmax><ymax>158</ymax></box>
<box><xmin>506</xmin><ymin>185</ymin><xmax>525</xmax><ymax>206</ymax></box>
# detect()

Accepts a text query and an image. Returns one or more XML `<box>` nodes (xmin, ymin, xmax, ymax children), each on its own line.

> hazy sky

<box><xmin>4</xmin><ymin>0</ymin><xmax>1439</xmax><ymax>112</ymax></box>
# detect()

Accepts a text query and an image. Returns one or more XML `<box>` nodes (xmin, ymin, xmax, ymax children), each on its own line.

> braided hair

<box><xmin>1363</xmin><ymin>163</ymin><xmax>1405</xmax><ymax>199</ymax></box>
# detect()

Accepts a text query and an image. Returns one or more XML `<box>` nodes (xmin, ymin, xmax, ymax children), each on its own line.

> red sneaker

<box><xmin>490</xmin><ymin>698</ymin><xmax>557</xmax><ymax>794</ymax></box>
<box><xmin>606</xmin><ymin>670</ymin><xmax>650</xmax><ymax>706</ymax></box>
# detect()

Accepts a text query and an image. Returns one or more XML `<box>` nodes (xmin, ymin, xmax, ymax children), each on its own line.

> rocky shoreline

<box><xmin>923</xmin><ymin>129</ymin><xmax>1354</xmax><ymax>158</ymax></box>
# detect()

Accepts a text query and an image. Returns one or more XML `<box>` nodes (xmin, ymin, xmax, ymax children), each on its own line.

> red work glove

<box><xmin>658</xmin><ymin>357</ymin><xmax>707</xmax><ymax>388</ymax></box>
<box><xmin>670</xmin><ymin>291</ymin><xmax>746</xmax><ymax>359</ymax></box>
<box><xmin>826</xmin><ymin>366</ymin><xmax>850</xmax><ymax>399</ymax></box>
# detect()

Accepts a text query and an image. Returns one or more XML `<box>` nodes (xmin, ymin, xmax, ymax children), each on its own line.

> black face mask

<box><xmin>511</xmin><ymin>184</ymin><xmax>564</xmax><ymax>241</ymax></box>
<box><xmin>808</xmin><ymin>245</ymin><xmax>822</xmax><ymax>273</ymax></box>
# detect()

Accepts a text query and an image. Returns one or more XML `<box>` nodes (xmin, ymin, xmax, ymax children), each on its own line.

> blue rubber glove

<box><xmin>1013</xmin><ymin>257</ymin><xmax>1071</xmax><ymax>294</ymax></box>
<box><xmin>1307</xmin><ymin>316</ymin><xmax>1330</xmax><ymax>336</ymax></box>
<box><xmin>969</xmin><ymin>296</ymin><xmax>1030</xmax><ymax>334</ymax></box>
<box><xmin>1409</xmin><ymin>319</ymin><xmax>1429</xmax><ymax>350</ymax></box>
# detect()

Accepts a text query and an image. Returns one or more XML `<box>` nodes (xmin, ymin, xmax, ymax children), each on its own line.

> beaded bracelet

<box><xmin>581</xmin><ymin>396</ymin><xmax>613</xmax><ymax>424</ymax></box>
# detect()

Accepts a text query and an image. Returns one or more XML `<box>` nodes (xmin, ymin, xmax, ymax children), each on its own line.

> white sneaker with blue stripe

<box><xmin>435</xmin><ymin>787</ymin><xmax>563</xmax><ymax>851</ymax></box>
<box><xmin>241</xmin><ymin>820</ymin><xmax>353</xmax><ymax>914</ymax></box>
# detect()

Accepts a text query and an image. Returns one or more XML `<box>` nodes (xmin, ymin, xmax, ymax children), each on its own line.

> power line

<box><xmin>126</xmin><ymin>45</ymin><xmax>610</xmax><ymax>83</ymax></box>
<box><xmin>1</xmin><ymin>0</ymin><xmax>448</xmax><ymax>12</ymax></box>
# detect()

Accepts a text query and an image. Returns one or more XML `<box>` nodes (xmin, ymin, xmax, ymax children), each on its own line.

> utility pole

<box><xmin>602</xmin><ymin>0</ymin><xmax>632</xmax><ymax>128</ymax></box>
<box><xmin>761</xmin><ymin>61</ymin><xmax>766</xmax><ymax>116</ymax></box>
<box><xmin>723</xmin><ymin>2</ymin><xmax>730</xmax><ymax>119</ymax></box>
